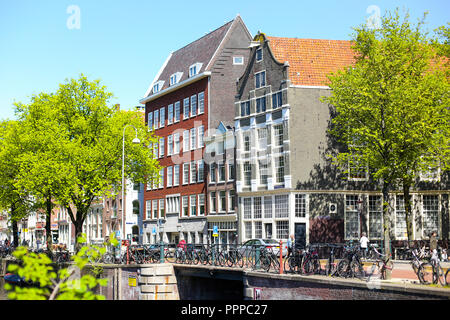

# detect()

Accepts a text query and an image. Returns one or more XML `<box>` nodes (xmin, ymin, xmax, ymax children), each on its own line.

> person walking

<box><xmin>359</xmin><ymin>232</ymin><xmax>369</xmax><ymax>259</ymax></box>
<box><xmin>429</xmin><ymin>231</ymin><xmax>439</xmax><ymax>264</ymax></box>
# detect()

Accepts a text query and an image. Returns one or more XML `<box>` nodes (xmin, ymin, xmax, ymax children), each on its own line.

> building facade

<box><xmin>235</xmin><ymin>32</ymin><xmax>449</xmax><ymax>246</ymax></box>
<box><xmin>140</xmin><ymin>15</ymin><xmax>252</xmax><ymax>245</ymax></box>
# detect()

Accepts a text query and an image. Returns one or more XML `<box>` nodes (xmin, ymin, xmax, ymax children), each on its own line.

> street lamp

<box><xmin>122</xmin><ymin>124</ymin><xmax>140</xmax><ymax>242</ymax></box>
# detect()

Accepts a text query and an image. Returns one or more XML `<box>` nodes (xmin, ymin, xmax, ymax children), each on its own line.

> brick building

<box><xmin>234</xmin><ymin>32</ymin><xmax>449</xmax><ymax>247</ymax></box>
<box><xmin>140</xmin><ymin>15</ymin><xmax>252</xmax><ymax>245</ymax></box>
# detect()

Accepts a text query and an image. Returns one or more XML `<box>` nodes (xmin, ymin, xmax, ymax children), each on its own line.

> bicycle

<box><xmin>302</xmin><ymin>245</ymin><xmax>321</xmax><ymax>275</ymax></box>
<box><xmin>325</xmin><ymin>244</ymin><xmax>341</xmax><ymax>277</ymax></box>
<box><xmin>366</xmin><ymin>246</ymin><xmax>393</xmax><ymax>281</ymax></box>
<box><xmin>284</xmin><ymin>247</ymin><xmax>304</xmax><ymax>274</ymax></box>
<box><xmin>418</xmin><ymin>256</ymin><xmax>445</xmax><ymax>286</ymax></box>
<box><xmin>337</xmin><ymin>244</ymin><xmax>364</xmax><ymax>279</ymax></box>
<box><xmin>226</xmin><ymin>245</ymin><xmax>244</xmax><ymax>268</ymax></box>
<box><xmin>445</xmin><ymin>268</ymin><xmax>450</xmax><ymax>286</ymax></box>
<box><xmin>256</xmin><ymin>246</ymin><xmax>280</xmax><ymax>273</ymax></box>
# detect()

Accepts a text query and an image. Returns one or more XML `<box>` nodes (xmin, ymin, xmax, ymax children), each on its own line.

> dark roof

<box><xmin>147</xmin><ymin>19</ymin><xmax>234</xmax><ymax>96</ymax></box>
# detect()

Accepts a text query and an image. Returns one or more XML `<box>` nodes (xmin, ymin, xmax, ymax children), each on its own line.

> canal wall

<box><xmin>2</xmin><ymin>259</ymin><xmax>449</xmax><ymax>300</ymax></box>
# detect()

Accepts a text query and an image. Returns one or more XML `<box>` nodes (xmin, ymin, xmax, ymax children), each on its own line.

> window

<box><xmin>146</xmin><ymin>200</ymin><xmax>151</xmax><ymax>220</ymax></box>
<box><xmin>153</xmin><ymin>80</ymin><xmax>164</xmax><ymax>94</ymax></box>
<box><xmin>197</xmin><ymin>160</ymin><xmax>204</xmax><ymax>182</ymax></box>
<box><xmin>274</xmin><ymin>124</ymin><xmax>284</xmax><ymax>149</ymax></box>
<box><xmin>368</xmin><ymin>196</ymin><xmax>382</xmax><ymax>239</ymax></box>
<box><xmin>254</xmin><ymin>221</ymin><xmax>262</xmax><ymax>238</ymax></box>
<box><xmin>191</xmin><ymin>95</ymin><xmax>197</xmax><ymax>117</ymax></box>
<box><xmin>259</xmin><ymin>160</ymin><xmax>268</xmax><ymax>185</ymax></box>
<box><xmin>183</xmin><ymin>163</ymin><xmax>189</xmax><ymax>185</ymax></box>
<box><xmin>275</xmin><ymin>156</ymin><xmax>284</xmax><ymax>183</ymax></box>
<box><xmin>272</xmin><ymin>91</ymin><xmax>282</xmax><ymax>109</ymax></box>
<box><xmin>159</xmin><ymin>107</ymin><xmax>165</xmax><ymax>127</ymax></box>
<box><xmin>264</xmin><ymin>196</ymin><xmax>272</xmax><ymax>218</ymax></box>
<box><xmin>148</xmin><ymin>112</ymin><xmax>153</xmax><ymax>131</ymax></box>
<box><xmin>245</xmin><ymin>222</ymin><xmax>252</xmax><ymax>239</ymax></box>
<box><xmin>243</xmin><ymin>161</ymin><xmax>251</xmax><ymax>186</ymax></box>
<box><xmin>154</xmin><ymin>109</ymin><xmax>159</xmax><ymax>129</ymax></box>
<box><xmin>210</xmin><ymin>192</ymin><xmax>217</xmax><ymax>212</ymax></box>
<box><xmin>210</xmin><ymin>163</ymin><xmax>216</xmax><ymax>183</ymax></box>
<box><xmin>295</xmin><ymin>194</ymin><xmax>306</xmax><ymax>218</ymax></box>
<box><xmin>256</xmin><ymin>97</ymin><xmax>266</xmax><ymax>113</ymax></box>
<box><xmin>159</xmin><ymin>138</ymin><xmax>165</xmax><ymax>158</ymax></box>
<box><xmin>219</xmin><ymin>191</ymin><xmax>226</xmax><ymax>212</ymax></box>
<box><xmin>240</xmin><ymin>101</ymin><xmax>250</xmax><ymax>117</ymax></box>
<box><xmin>152</xmin><ymin>200</ymin><xmax>158</xmax><ymax>219</ymax></box>
<box><xmin>257</xmin><ymin>128</ymin><xmax>267</xmax><ymax>150</ymax></box>
<box><xmin>217</xmin><ymin>140</ymin><xmax>225</xmax><ymax>155</ymax></box>
<box><xmin>168</xmin><ymin>104</ymin><xmax>173</xmax><ymax>125</ymax></box>
<box><xmin>228</xmin><ymin>163</ymin><xmax>235</xmax><ymax>181</ymax></box>
<box><xmin>276</xmin><ymin>221</ymin><xmax>289</xmax><ymax>239</ymax></box>
<box><xmin>182</xmin><ymin>196</ymin><xmax>189</xmax><ymax>217</ymax></box>
<box><xmin>183</xmin><ymin>130</ymin><xmax>189</xmax><ymax>152</ymax></box>
<box><xmin>348</xmin><ymin>147</ymin><xmax>368</xmax><ymax>180</ymax></box>
<box><xmin>189</xmin><ymin>63</ymin><xmax>202</xmax><ymax>77</ymax></box>
<box><xmin>183</xmin><ymin>98</ymin><xmax>190</xmax><ymax>119</ymax></box>
<box><xmin>233</xmin><ymin>56</ymin><xmax>244</xmax><ymax>65</ymax></box>
<box><xmin>167</xmin><ymin>166</ymin><xmax>173</xmax><ymax>187</ymax></box>
<box><xmin>256</xmin><ymin>48</ymin><xmax>263</xmax><ymax>62</ymax></box>
<box><xmin>190</xmin><ymin>128</ymin><xmax>196</xmax><ymax>150</ymax></box>
<box><xmin>198</xmin><ymin>194</ymin><xmax>205</xmax><ymax>216</ymax></box>
<box><xmin>395</xmin><ymin>195</ymin><xmax>407</xmax><ymax>239</ymax></box>
<box><xmin>198</xmin><ymin>92</ymin><xmax>204</xmax><ymax>114</ymax></box>
<box><xmin>254</xmin><ymin>197</ymin><xmax>262</xmax><ymax>219</ymax></box>
<box><xmin>218</xmin><ymin>163</ymin><xmax>225</xmax><ymax>182</ymax></box>
<box><xmin>167</xmin><ymin>135</ymin><xmax>173</xmax><ymax>156</ymax></box>
<box><xmin>275</xmin><ymin>195</ymin><xmax>289</xmax><ymax>218</ymax></box>
<box><xmin>255</xmin><ymin>71</ymin><xmax>266</xmax><ymax>88</ymax></box>
<box><xmin>243</xmin><ymin>134</ymin><xmax>251</xmax><ymax>152</ymax></box>
<box><xmin>198</xmin><ymin>125</ymin><xmax>204</xmax><ymax>148</ymax></box>
<box><xmin>158</xmin><ymin>169</ymin><xmax>164</xmax><ymax>188</ymax></box>
<box><xmin>345</xmin><ymin>195</ymin><xmax>360</xmax><ymax>239</ymax></box>
<box><xmin>190</xmin><ymin>195</ymin><xmax>197</xmax><ymax>216</ymax></box>
<box><xmin>190</xmin><ymin>161</ymin><xmax>197</xmax><ymax>184</ymax></box>
<box><xmin>174</xmin><ymin>101</ymin><xmax>180</xmax><ymax>122</ymax></box>
<box><xmin>243</xmin><ymin>198</ymin><xmax>252</xmax><ymax>219</ymax></box>
<box><xmin>228</xmin><ymin>190</ymin><xmax>236</xmax><ymax>212</ymax></box>
<box><xmin>174</xmin><ymin>133</ymin><xmax>180</xmax><ymax>154</ymax></box>
<box><xmin>422</xmin><ymin>195</ymin><xmax>439</xmax><ymax>238</ymax></box>
<box><xmin>170</xmin><ymin>73</ymin><xmax>180</xmax><ymax>86</ymax></box>
<box><xmin>159</xmin><ymin>199</ymin><xmax>165</xmax><ymax>218</ymax></box>
<box><xmin>173</xmin><ymin>165</ymin><xmax>180</xmax><ymax>186</ymax></box>
<box><xmin>166</xmin><ymin>196</ymin><xmax>179</xmax><ymax>214</ymax></box>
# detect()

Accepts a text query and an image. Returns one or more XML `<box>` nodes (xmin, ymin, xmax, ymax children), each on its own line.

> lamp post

<box><xmin>122</xmin><ymin>124</ymin><xmax>140</xmax><ymax>242</ymax></box>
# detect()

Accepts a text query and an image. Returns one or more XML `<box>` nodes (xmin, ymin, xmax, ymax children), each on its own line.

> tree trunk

<box><xmin>11</xmin><ymin>207</ymin><xmax>19</xmax><ymax>248</ymax></box>
<box><xmin>45</xmin><ymin>193</ymin><xmax>53</xmax><ymax>251</ymax></box>
<box><xmin>403</xmin><ymin>181</ymin><xmax>414</xmax><ymax>248</ymax></box>
<box><xmin>382</xmin><ymin>181</ymin><xmax>392</xmax><ymax>280</ymax></box>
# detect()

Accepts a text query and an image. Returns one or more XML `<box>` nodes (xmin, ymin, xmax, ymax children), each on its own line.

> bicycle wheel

<box><xmin>381</xmin><ymin>260</ymin><xmax>393</xmax><ymax>280</ymax></box>
<box><xmin>303</xmin><ymin>259</ymin><xmax>313</xmax><ymax>275</ymax></box>
<box><xmin>226</xmin><ymin>253</ymin><xmax>235</xmax><ymax>268</ymax></box>
<box><xmin>312</xmin><ymin>258</ymin><xmax>321</xmax><ymax>274</ymax></box>
<box><xmin>236</xmin><ymin>252</ymin><xmax>244</xmax><ymax>268</ymax></box>
<box><xmin>418</xmin><ymin>262</ymin><xmax>433</xmax><ymax>284</ymax></box>
<box><xmin>445</xmin><ymin>269</ymin><xmax>450</xmax><ymax>286</ymax></box>
<box><xmin>261</xmin><ymin>256</ymin><xmax>271</xmax><ymax>272</ymax></box>
<box><xmin>350</xmin><ymin>260</ymin><xmax>364</xmax><ymax>279</ymax></box>
<box><xmin>337</xmin><ymin>259</ymin><xmax>351</xmax><ymax>278</ymax></box>
<box><xmin>192</xmin><ymin>251</ymin><xmax>200</xmax><ymax>265</ymax></box>
<box><xmin>434</xmin><ymin>264</ymin><xmax>445</xmax><ymax>286</ymax></box>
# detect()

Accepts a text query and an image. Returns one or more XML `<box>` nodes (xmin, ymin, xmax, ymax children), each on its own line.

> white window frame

<box><xmin>174</xmin><ymin>101</ymin><xmax>181</xmax><ymax>122</ymax></box>
<box><xmin>173</xmin><ymin>165</ymin><xmax>180</xmax><ymax>187</ymax></box>
<box><xmin>198</xmin><ymin>92</ymin><xmax>205</xmax><ymax>114</ymax></box>
<box><xmin>168</xmin><ymin>104</ymin><xmax>173</xmax><ymax>125</ymax></box>
<box><xmin>256</xmin><ymin>48</ymin><xmax>263</xmax><ymax>62</ymax></box>
<box><xmin>255</xmin><ymin>70</ymin><xmax>266</xmax><ymax>89</ymax></box>
<box><xmin>183</xmin><ymin>98</ymin><xmax>190</xmax><ymax>120</ymax></box>
<box><xmin>183</xmin><ymin>163</ymin><xmax>189</xmax><ymax>185</ymax></box>
<box><xmin>233</xmin><ymin>56</ymin><xmax>244</xmax><ymax>65</ymax></box>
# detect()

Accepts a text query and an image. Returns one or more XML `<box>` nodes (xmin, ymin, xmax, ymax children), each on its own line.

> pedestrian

<box><xmin>287</xmin><ymin>234</ymin><xmax>294</xmax><ymax>257</ymax></box>
<box><xmin>441</xmin><ymin>248</ymin><xmax>448</xmax><ymax>262</ymax></box>
<box><xmin>429</xmin><ymin>231</ymin><xmax>439</xmax><ymax>264</ymax></box>
<box><xmin>36</xmin><ymin>239</ymin><xmax>41</xmax><ymax>251</ymax></box>
<box><xmin>359</xmin><ymin>232</ymin><xmax>369</xmax><ymax>259</ymax></box>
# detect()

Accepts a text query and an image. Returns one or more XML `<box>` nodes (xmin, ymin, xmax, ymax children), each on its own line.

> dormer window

<box><xmin>153</xmin><ymin>80</ymin><xmax>164</xmax><ymax>94</ymax></box>
<box><xmin>189</xmin><ymin>62</ymin><xmax>203</xmax><ymax>77</ymax></box>
<box><xmin>169</xmin><ymin>72</ymin><xmax>183</xmax><ymax>86</ymax></box>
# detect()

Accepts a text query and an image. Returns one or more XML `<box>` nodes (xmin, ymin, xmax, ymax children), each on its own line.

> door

<box><xmin>265</xmin><ymin>223</ymin><xmax>273</xmax><ymax>239</ymax></box>
<box><xmin>294</xmin><ymin>223</ymin><xmax>306</xmax><ymax>249</ymax></box>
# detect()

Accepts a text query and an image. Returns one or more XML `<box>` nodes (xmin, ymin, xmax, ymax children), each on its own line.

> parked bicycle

<box><xmin>418</xmin><ymin>255</ymin><xmax>445</xmax><ymax>286</ymax></box>
<box><xmin>336</xmin><ymin>244</ymin><xmax>364</xmax><ymax>279</ymax></box>
<box><xmin>324</xmin><ymin>244</ymin><xmax>342</xmax><ymax>276</ymax></box>
<box><xmin>366</xmin><ymin>244</ymin><xmax>393</xmax><ymax>281</ymax></box>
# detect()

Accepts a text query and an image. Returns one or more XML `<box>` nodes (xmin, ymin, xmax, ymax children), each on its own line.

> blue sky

<box><xmin>0</xmin><ymin>0</ymin><xmax>448</xmax><ymax>121</ymax></box>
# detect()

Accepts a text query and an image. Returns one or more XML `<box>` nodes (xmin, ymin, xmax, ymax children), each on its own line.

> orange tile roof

<box><xmin>266</xmin><ymin>36</ymin><xmax>356</xmax><ymax>86</ymax></box>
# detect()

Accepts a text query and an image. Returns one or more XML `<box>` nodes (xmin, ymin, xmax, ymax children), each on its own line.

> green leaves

<box><xmin>5</xmin><ymin>233</ymin><xmax>117</xmax><ymax>300</ymax></box>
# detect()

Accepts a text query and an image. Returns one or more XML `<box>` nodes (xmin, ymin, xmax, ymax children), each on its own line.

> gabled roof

<box><xmin>266</xmin><ymin>36</ymin><xmax>356</xmax><ymax>86</ymax></box>
<box><xmin>142</xmin><ymin>16</ymin><xmax>250</xmax><ymax>101</ymax></box>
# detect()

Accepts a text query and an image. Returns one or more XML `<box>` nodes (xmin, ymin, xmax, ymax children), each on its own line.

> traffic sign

<box><xmin>213</xmin><ymin>225</ymin><xmax>218</xmax><ymax>237</ymax></box>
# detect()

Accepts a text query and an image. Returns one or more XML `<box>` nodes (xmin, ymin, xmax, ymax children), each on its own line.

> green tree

<box><xmin>0</xmin><ymin>120</ymin><xmax>36</xmax><ymax>247</ymax></box>
<box><xmin>322</xmin><ymin>9</ymin><xmax>449</xmax><ymax>278</ymax></box>
<box><xmin>5</xmin><ymin>233</ymin><xmax>119</xmax><ymax>300</ymax></box>
<box><xmin>14</xmin><ymin>75</ymin><xmax>160</xmax><ymax>251</ymax></box>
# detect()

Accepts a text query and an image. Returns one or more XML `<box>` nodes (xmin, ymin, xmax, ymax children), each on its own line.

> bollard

<box><xmin>126</xmin><ymin>241</ymin><xmax>129</xmax><ymax>265</ymax></box>
<box><xmin>279</xmin><ymin>240</ymin><xmax>283</xmax><ymax>274</ymax></box>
